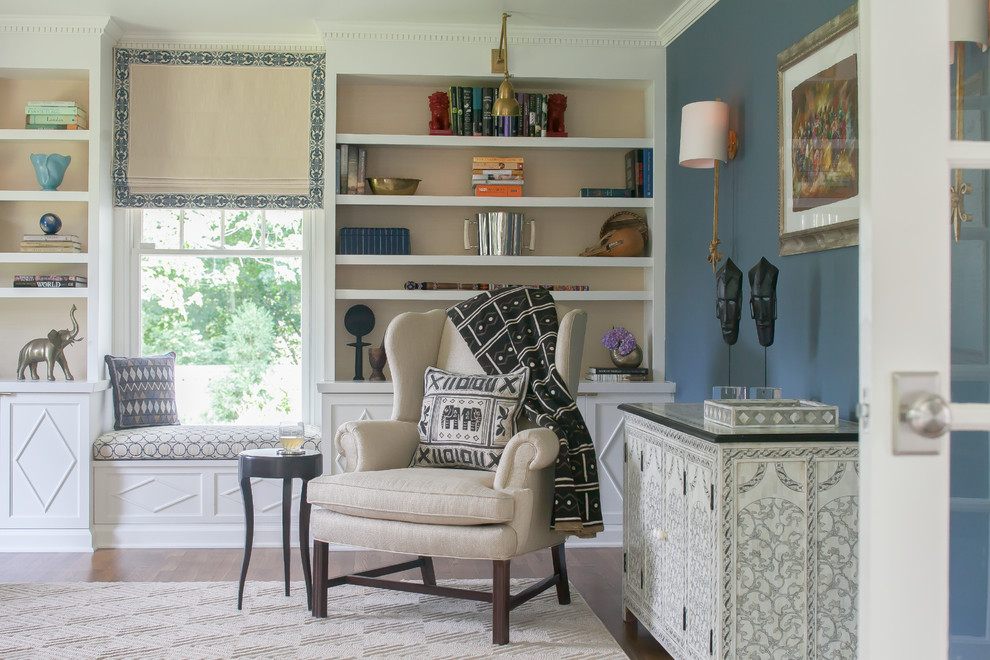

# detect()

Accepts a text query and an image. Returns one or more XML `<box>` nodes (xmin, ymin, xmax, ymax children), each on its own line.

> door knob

<box><xmin>893</xmin><ymin>372</ymin><xmax>946</xmax><ymax>455</ymax></box>
<box><xmin>901</xmin><ymin>393</ymin><xmax>951</xmax><ymax>438</ymax></box>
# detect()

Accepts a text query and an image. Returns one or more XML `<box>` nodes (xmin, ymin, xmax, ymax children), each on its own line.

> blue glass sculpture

<box><xmin>30</xmin><ymin>153</ymin><xmax>71</xmax><ymax>191</ymax></box>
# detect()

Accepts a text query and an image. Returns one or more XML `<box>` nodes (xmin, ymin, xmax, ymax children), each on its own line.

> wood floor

<box><xmin>0</xmin><ymin>546</ymin><xmax>671</xmax><ymax>659</ymax></box>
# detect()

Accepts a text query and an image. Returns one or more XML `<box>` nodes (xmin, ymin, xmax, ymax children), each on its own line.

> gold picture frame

<box><xmin>778</xmin><ymin>5</ymin><xmax>859</xmax><ymax>256</ymax></box>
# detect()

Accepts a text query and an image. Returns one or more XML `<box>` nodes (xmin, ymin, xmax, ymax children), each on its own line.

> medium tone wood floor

<box><xmin>0</xmin><ymin>546</ymin><xmax>670</xmax><ymax>659</ymax></box>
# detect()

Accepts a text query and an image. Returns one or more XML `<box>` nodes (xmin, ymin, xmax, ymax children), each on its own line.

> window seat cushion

<box><xmin>92</xmin><ymin>424</ymin><xmax>322</xmax><ymax>460</ymax></box>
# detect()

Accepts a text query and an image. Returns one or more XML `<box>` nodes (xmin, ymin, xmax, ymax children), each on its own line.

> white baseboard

<box><xmin>93</xmin><ymin>522</ymin><xmax>306</xmax><ymax>549</ymax></box>
<box><xmin>0</xmin><ymin>529</ymin><xmax>94</xmax><ymax>552</ymax></box>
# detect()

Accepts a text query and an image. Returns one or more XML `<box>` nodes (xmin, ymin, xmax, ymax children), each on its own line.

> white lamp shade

<box><xmin>949</xmin><ymin>0</ymin><xmax>989</xmax><ymax>47</ymax></box>
<box><xmin>679</xmin><ymin>100</ymin><xmax>729</xmax><ymax>169</ymax></box>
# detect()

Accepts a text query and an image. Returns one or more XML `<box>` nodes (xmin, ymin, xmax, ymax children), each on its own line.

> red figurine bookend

<box><xmin>428</xmin><ymin>91</ymin><xmax>453</xmax><ymax>135</ymax></box>
<box><xmin>547</xmin><ymin>93</ymin><xmax>568</xmax><ymax>137</ymax></box>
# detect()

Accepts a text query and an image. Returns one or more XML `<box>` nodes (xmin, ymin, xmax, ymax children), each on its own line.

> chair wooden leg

<box><xmin>419</xmin><ymin>556</ymin><xmax>436</xmax><ymax>586</ymax></box>
<box><xmin>551</xmin><ymin>543</ymin><xmax>571</xmax><ymax>605</ymax></box>
<box><xmin>492</xmin><ymin>559</ymin><xmax>510</xmax><ymax>645</ymax></box>
<box><xmin>311</xmin><ymin>540</ymin><xmax>329</xmax><ymax>618</ymax></box>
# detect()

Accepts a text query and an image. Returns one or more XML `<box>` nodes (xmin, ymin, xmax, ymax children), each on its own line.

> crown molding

<box><xmin>0</xmin><ymin>15</ymin><xmax>120</xmax><ymax>36</ymax></box>
<box><xmin>657</xmin><ymin>0</ymin><xmax>719</xmax><ymax>46</ymax></box>
<box><xmin>317</xmin><ymin>20</ymin><xmax>662</xmax><ymax>49</ymax></box>
<box><xmin>116</xmin><ymin>32</ymin><xmax>325</xmax><ymax>52</ymax></box>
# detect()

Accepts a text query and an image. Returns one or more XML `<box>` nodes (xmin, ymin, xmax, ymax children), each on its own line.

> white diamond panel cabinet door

<box><xmin>1</xmin><ymin>393</ymin><xmax>89</xmax><ymax>528</ymax></box>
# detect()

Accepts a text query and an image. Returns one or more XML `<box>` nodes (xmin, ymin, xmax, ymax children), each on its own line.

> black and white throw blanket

<box><xmin>447</xmin><ymin>287</ymin><xmax>603</xmax><ymax>538</ymax></box>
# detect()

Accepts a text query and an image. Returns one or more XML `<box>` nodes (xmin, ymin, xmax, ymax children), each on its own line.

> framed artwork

<box><xmin>778</xmin><ymin>5</ymin><xmax>859</xmax><ymax>256</ymax></box>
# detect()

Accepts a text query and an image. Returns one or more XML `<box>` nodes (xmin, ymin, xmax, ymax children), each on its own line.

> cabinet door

<box><xmin>685</xmin><ymin>454</ymin><xmax>717</xmax><ymax>660</ymax></box>
<box><xmin>659</xmin><ymin>439</ymin><xmax>687</xmax><ymax>647</ymax></box>
<box><xmin>730</xmin><ymin>453</ymin><xmax>810</xmax><ymax>659</ymax></box>
<box><xmin>1</xmin><ymin>395</ymin><xmax>87</xmax><ymax>527</ymax></box>
<box><xmin>623</xmin><ymin>431</ymin><xmax>645</xmax><ymax>606</ymax></box>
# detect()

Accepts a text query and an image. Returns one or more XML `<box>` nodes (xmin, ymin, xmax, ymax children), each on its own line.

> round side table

<box><xmin>237</xmin><ymin>448</ymin><xmax>323</xmax><ymax>610</ymax></box>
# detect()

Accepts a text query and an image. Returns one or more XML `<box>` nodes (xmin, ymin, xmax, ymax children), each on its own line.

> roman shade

<box><xmin>113</xmin><ymin>49</ymin><xmax>325</xmax><ymax>208</ymax></box>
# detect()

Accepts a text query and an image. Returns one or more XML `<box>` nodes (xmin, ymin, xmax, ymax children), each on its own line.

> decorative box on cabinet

<box><xmin>620</xmin><ymin>402</ymin><xmax>859</xmax><ymax>660</ymax></box>
<box><xmin>0</xmin><ymin>384</ymin><xmax>107</xmax><ymax>551</ymax></box>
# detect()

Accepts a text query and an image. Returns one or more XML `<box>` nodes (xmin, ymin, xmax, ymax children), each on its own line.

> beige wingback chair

<box><xmin>308</xmin><ymin>305</ymin><xmax>587</xmax><ymax>644</ymax></box>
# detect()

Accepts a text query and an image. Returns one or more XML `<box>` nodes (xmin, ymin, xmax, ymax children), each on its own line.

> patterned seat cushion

<box><xmin>92</xmin><ymin>424</ymin><xmax>322</xmax><ymax>460</ymax></box>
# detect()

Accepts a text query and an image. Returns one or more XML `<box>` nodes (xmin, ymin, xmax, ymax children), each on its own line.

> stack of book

<box><xmin>623</xmin><ymin>148</ymin><xmax>654</xmax><ymax>198</ymax></box>
<box><xmin>25</xmin><ymin>101</ymin><xmax>88</xmax><ymax>130</ymax></box>
<box><xmin>335</xmin><ymin>145</ymin><xmax>367</xmax><ymax>194</ymax></box>
<box><xmin>13</xmin><ymin>275</ymin><xmax>87</xmax><ymax>288</ymax></box>
<box><xmin>339</xmin><ymin>227</ymin><xmax>410</xmax><ymax>255</ymax></box>
<box><xmin>586</xmin><ymin>366</ymin><xmax>650</xmax><ymax>382</ymax></box>
<box><xmin>473</xmin><ymin>156</ymin><xmax>523</xmax><ymax>197</ymax></box>
<box><xmin>443</xmin><ymin>88</ymin><xmax>551</xmax><ymax>137</ymax></box>
<box><xmin>20</xmin><ymin>233</ymin><xmax>82</xmax><ymax>253</ymax></box>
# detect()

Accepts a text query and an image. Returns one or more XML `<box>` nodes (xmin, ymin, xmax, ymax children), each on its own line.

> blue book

<box><xmin>472</xmin><ymin>87</ymin><xmax>482</xmax><ymax>136</ymax></box>
<box><xmin>644</xmin><ymin>148</ymin><xmax>653</xmax><ymax>198</ymax></box>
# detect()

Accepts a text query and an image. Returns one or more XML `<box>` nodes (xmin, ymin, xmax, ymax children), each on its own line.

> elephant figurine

<box><xmin>17</xmin><ymin>304</ymin><xmax>81</xmax><ymax>381</ymax></box>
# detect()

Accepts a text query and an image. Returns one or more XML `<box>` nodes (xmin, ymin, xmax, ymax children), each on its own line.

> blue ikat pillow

<box><xmin>105</xmin><ymin>352</ymin><xmax>180</xmax><ymax>430</ymax></box>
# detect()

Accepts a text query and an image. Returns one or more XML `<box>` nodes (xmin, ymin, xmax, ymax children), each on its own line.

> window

<box><xmin>133</xmin><ymin>209</ymin><xmax>306</xmax><ymax>424</ymax></box>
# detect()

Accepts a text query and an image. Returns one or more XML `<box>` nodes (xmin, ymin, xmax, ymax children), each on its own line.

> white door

<box><xmin>859</xmin><ymin>1</ymin><xmax>990</xmax><ymax>658</ymax></box>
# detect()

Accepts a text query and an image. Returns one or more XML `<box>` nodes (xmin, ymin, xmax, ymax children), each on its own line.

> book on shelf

<box><xmin>20</xmin><ymin>245</ymin><xmax>82</xmax><ymax>253</ymax></box>
<box><xmin>25</xmin><ymin>103</ymin><xmax>86</xmax><ymax>116</ymax></box>
<box><xmin>473</xmin><ymin>168</ymin><xmax>523</xmax><ymax>175</ymax></box>
<box><xmin>471</xmin><ymin>87</ymin><xmax>482</xmax><ymax>136</ymax></box>
<box><xmin>13</xmin><ymin>280</ymin><xmax>87</xmax><ymax>288</ymax></box>
<box><xmin>25</xmin><ymin>113</ymin><xmax>88</xmax><ymax>129</ymax></box>
<box><xmin>472</xmin><ymin>161</ymin><xmax>523</xmax><ymax>170</ymax></box>
<box><xmin>356</xmin><ymin>148</ymin><xmax>367</xmax><ymax>195</ymax></box>
<box><xmin>471</xmin><ymin>174</ymin><xmax>523</xmax><ymax>182</ymax></box>
<box><xmin>339</xmin><ymin>227</ymin><xmax>410</xmax><ymax>255</ymax></box>
<box><xmin>587</xmin><ymin>366</ymin><xmax>649</xmax><ymax>374</ymax></box>
<box><xmin>580</xmin><ymin>188</ymin><xmax>633</xmax><ymax>198</ymax></box>
<box><xmin>14</xmin><ymin>275</ymin><xmax>87</xmax><ymax>283</ymax></box>
<box><xmin>586</xmin><ymin>373</ymin><xmax>650</xmax><ymax>382</ymax></box>
<box><xmin>461</xmin><ymin>87</ymin><xmax>472</xmax><ymax>137</ymax></box>
<box><xmin>405</xmin><ymin>282</ymin><xmax>589</xmax><ymax>291</ymax></box>
<box><xmin>475</xmin><ymin>184</ymin><xmax>523</xmax><ymax>197</ymax></box>
<box><xmin>337</xmin><ymin>144</ymin><xmax>351</xmax><ymax>195</ymax></box>
<box><xmin>22</xmin><ymin>234</ymin><xmax>80</xmax><ymax>242</ymax></box>
<box><xmin>643</xmin><ymin>148</ymin><xmax>654</xmax><ymax>198</ymax></box>
<box><xmin>482</xmin><ymin>88</ymin><xmax>493</xmax><ymax>137</ymax></box>
<box><xmin>624</xmin><ymin>149</ymin><xmax>646</xmax><ymax>197</ymax></box>
<box><xmin>25</xmin><ymin>123</ymin><xmax>83</xmax><ymax>130</ymax></box>
<box><xmin>346</xmin><ymin>147</ymin><xmax>359</xmax><ymax>194</ymax></box>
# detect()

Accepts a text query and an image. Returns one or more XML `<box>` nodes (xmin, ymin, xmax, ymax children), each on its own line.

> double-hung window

<box><xmin>123</xmin><ymin>208</ymin><xmax>309</xmax><ymax>425</ymax></box>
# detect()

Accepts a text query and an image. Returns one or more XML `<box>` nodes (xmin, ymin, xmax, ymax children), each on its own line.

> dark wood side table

<box><xmin>237</xmin><ymin>448</ymin><xmax>323</xmax><ymax>610</ymax></box>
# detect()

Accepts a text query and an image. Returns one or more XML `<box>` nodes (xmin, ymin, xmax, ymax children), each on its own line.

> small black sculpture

<box><xmin>749</xmin><ymin>257</ymin><xmax>779</xmax><ymax>347</ymax></box>
<box><xmin>344</xmin><ymin>304</ymin><xmax>375</xmax><ymax>380</ymax></box>
<box><xmin>715</xmin><ymin>258</ymin><xmax>743</xmax><ymax>346</ymax></box>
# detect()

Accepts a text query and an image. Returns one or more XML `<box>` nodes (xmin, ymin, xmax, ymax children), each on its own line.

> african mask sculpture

<box><xmin>16</xmin><ymin>304</ymin><xmax>81</xmax><ymax>380</ymax></box>
<box><xmin>749</xmin><ymin>257</ymin><xmax>779</xmax><ymax>347</ymax></box>
<box><xmin>715</xmin><ymin>258</ymin><xmax>743</xmax><ymax>345</ymax></box>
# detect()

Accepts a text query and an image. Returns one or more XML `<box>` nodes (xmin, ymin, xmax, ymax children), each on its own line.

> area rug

<box><xmin>0</xmin><ymin>579</ymin><xmax>627</xmax><ymax>659</ymax></box>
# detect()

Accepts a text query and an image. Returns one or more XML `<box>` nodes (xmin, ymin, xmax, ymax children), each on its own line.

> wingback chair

<box><xmin>308</xmin><ymin>305</ymin><xmax>587</xmax><ymax>644</ymax></box>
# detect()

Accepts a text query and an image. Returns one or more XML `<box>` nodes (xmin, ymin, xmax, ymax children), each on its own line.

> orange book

<box><xmin>475</xmin><ymin>185</ymin><xmax>523</xmax><ymax>197</ymax></box>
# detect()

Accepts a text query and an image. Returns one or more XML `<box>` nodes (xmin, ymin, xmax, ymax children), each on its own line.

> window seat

<box><xmin>91</xmin><ymin>424</ymin><xmax>323</xmax><ymax>548</ymax></box>
<box><xmin>92</xmin><ymin>424</ymin><xmax>322</xmax><ymax>460</ymax></box>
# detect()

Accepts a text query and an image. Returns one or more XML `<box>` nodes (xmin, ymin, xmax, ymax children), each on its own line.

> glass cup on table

<box><xmin>278</xmin><ymin>421</ymin><xmax>306</xmax><ymax>455</ymax></box>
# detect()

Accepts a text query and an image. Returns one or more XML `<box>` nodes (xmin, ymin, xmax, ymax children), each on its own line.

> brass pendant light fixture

<box><xmin>491</xmin><ymin>13</ymin><xmax>522</xmax><ymax>118</ymax></box>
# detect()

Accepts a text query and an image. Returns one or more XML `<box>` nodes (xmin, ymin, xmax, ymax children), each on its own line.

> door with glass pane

<box><xmin>859</xmin><ymin>1</ymin><xmax>990</xmax><ymax>658</ymax></box>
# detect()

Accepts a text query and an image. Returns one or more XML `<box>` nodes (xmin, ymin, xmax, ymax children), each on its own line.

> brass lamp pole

<box><xmin>491</xmin><ymin>13</ymin><xmax>521</xmax><ymax>117</ymax></box>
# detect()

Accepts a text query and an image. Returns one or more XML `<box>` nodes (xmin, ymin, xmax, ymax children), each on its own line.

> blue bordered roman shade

<box><xmin>113</xmin><ymin>49</ymin><xmax>325</xmax><ymax>209</ymax></box>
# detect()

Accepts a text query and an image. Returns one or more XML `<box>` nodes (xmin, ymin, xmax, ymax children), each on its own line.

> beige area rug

<box><xmin>0</xmin><ymin>579</ymin><xmax>627</xmax><ymax>659</ymax></box>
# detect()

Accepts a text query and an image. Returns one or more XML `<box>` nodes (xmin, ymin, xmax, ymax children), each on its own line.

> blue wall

<box><xmin>665</xmin><ymin>0</ymin><xmax>858</xmax><ymax>417</ymax></box>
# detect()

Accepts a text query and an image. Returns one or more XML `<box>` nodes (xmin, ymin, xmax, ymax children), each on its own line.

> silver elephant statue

<box><xmin>17</xmin><ymin>304</ymin><xmax>81</xmax><ymax>381</ymax></box>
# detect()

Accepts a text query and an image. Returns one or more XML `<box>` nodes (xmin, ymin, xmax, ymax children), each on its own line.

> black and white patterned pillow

<box><xmin>105</xmin><ymin>352</ymin><xmax>180</xmax><ymax>430</ymax></box>
<box><xmin>413</xmin><ymin>366</ymin><xmax>529</xmax><ymax>471</ymax></box>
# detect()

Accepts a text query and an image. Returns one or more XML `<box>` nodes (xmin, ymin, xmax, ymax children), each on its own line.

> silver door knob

<box><xmin>900</xmin><ymin>393</ymin><xmax>952</xmax><ymax>439</ymax></box>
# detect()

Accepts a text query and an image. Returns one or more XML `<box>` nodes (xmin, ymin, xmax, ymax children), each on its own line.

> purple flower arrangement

<box><xmin>601</xmin><ymin>326</ymin><xmax>637</xmax><ymax>356</ymax></box>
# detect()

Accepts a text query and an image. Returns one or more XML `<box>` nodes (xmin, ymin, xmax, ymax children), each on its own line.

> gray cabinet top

<box><xmin>619</xmin><ymin>402</ymin><xmax>859</xmax><ymax>443</ymax></box>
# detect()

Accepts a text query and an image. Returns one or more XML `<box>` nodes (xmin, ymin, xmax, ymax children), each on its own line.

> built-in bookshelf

<box><xmin>326</xmin><ymin>49</ymin><xmax>666</xmax><ymax>383</ymax></box>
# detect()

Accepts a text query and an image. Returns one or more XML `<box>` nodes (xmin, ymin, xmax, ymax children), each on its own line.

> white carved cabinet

<box><xmin>621</xmin><ymin>403</ymin><xmax>859</xmax><ymax>660</ymax></box>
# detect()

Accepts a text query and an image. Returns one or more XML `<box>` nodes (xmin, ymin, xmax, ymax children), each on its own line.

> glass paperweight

<box><xmin>747</xmin><ymin>387</ymin><xmax>782</xmax><ymax>400</ymax></box>
<box><xmin>712</xmin><ymin>386</ymin><xmax>747</xmax><ymax>400</ymax></box>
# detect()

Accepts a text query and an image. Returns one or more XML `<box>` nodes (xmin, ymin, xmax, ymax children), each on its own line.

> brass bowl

<box><xmin>367</xmin><ymin>177</ymin><xmax>421</xmax><ymax>195</ymax></box>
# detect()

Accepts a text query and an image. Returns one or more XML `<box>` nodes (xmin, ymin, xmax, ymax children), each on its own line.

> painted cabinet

<box><xmin>621</xmin><ymin>403</ymin><xmax>859</xmax><ymax>660</ymax></box>
<box><xmin>0</xmin><ymin>388</ymin><xmax>104</xmax><ymax>550</ymax></box>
